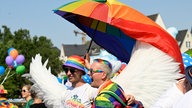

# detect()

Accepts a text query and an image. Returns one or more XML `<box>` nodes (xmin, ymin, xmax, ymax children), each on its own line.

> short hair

<box><xmin>93</xmin><ymin>59</ymin><xmax>112</xmax><ymax>78</ymax></box>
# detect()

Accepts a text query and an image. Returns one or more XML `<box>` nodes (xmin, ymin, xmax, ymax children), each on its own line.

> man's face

<box><xmin>63</xmin><ymin>66</ymin><xmax>83</xmax><ymax>84</ymax></box>
<box><xmin>89</xmin><ymin>62</ymin><xmax>104</xmax><ymax>88</ymax></box>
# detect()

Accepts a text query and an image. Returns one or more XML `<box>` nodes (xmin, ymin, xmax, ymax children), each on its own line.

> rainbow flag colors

<box><xmin>54</xmin><ymin>0</ymin><xmax>184</xmax><ymax>74</ymax></box>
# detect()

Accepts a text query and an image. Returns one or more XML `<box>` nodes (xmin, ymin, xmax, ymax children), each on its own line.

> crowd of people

<box><xmin>28</xmin><ymin>54</ymin><xmax>145</xmax><ymax>108</ymax></box>
<box><xmin>29</xmin><ymin>53</ymin><xmax>192</xmax><ymax>108</ymax></box>
<box><xmin>1</xmin><ymin>53</ymin><xmax>192</xmax><ymax>108</ymax></box>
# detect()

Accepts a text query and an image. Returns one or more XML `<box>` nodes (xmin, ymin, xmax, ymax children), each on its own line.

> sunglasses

<box><xmin>21</xmin><ymin>89</ymin><xmax>28</xmax><ymax>93</ymax></box>
<box><xmin>63</xmin><ymin>67</ymin><xmax>78</xmax><ymax>74</ymax></box>
<box><xmin>89</xmin><ymin>68</ymin><xmax>103</xmax><ymax>74</ymax></box>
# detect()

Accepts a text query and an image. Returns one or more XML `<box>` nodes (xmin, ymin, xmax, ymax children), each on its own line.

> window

<box><xmin>186</xmin><ymin>41</ymin><xmax>191</xmax><ymax>48</ymax></box>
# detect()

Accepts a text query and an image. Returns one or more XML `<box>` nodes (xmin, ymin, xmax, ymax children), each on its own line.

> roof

<box><xmin>62</xmin><ymin>41</ymin><xmax>102</xmax><ymax>57</ymax></box>
<box><xmin>62</xmin><ymin>44</ymin><xmax>86</xmax><ymax>57</ymax></box>
<box><xmin>175</xmin><ymin>29</ymin><xmax>188</xmax><ymax>47</ymax></box>
<box><xmin>147</xmin><ymin>13</ymin><xmax>159</xmax><ymax>21</ymax></box>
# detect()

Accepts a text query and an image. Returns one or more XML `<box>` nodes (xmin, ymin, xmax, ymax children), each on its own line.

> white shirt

<box><xmin>172</xmin><ymin>89</ymin><xmax>192</xmax><ymax>108</ymax></box>
<box><xmin>150</xmin><ymin>83</ymin><xmax>184</xmax><ymax>108</ymax></box>
<box><xmin>61</xmin><ymin>83</ymin><xmax>98</xmax><ymax>108</ymax></box>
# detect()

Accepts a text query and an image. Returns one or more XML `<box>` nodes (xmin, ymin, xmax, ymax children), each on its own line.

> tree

<box><xmin>185</xmin><ymin>49</ymin><xmax>192</xmax><ymax>57</ymax></box>
<box><xmin>0</xmin><ymin>25</ymin><xmax>63</xmax><ymax>98</ymax></box>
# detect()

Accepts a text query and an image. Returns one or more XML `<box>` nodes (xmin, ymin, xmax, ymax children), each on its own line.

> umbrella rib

<box><xmin>87</xmin><ymin>20</ymin><xmax>100</xmax><ymax>53</ymax></box>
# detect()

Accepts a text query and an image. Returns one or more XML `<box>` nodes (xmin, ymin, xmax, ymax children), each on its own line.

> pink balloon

<box><xmin>5</xmin><ymin>56</ymin><xmax>14</xmax><ymax>66</ymax></box>
<box><xmin>16</xmin><ymin>55</ymin><xmax>25</xmax><ymax>64</ymax></box>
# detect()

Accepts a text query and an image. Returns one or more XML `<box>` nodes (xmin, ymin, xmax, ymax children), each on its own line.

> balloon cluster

<box><xmin>5</xmin><ymin>48</ymin><xmax>25</xmax><ymax>74</ymax></box>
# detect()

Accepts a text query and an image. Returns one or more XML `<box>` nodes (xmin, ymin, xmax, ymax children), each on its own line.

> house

<box><xmin>147</xmin><ymin>13</ymin><xmax>166</xmax><ymax>30</ymax></box>
<box><xmin>176</xmin><ymin>29</ymin><xmax>192</xmax><ymax>53</ymax></box>
<box><xmin>59</xmin><ymin>41</ymin><xmax>102</xmax><ymax>62</ymax></box>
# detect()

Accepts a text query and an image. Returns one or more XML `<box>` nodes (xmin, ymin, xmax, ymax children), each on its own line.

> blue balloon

<box><xmin>0</xmin><ymin>66</ymin><xmax>5</xmax><ymax>75</ymax></box>
<box><xmin>7</xmin><ymin>47</ymin><xmax>15</xmax><ymax>55</ymax></box>
<box><xmin>82</xmin><ymin>74</ymin><xmax>92</xmax><ymax>84</ymax></box>
<box><xmin>182</xmin><ymin>53</ymin><xmax>192</xmax><ymax>69</ymax></box>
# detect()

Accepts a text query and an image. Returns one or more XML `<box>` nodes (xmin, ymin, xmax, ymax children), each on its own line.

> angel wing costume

<box><xmin>111</xmin><ymin>41</ymin><xmax>183</xmax><ymax>108</ymax></box>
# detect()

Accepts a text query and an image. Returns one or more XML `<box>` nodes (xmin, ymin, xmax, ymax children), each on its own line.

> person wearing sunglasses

<box><xmin>61</xmin><ymin>55</ymin><xmax>98</xmax><ymax>108</ymax></box>
<box><xmin>21</xmin><ymin>84</ymin><xmax>34</xmax><ymax>108</ymax></box>
<box><xmin>88</xmin><ymin>58</ymin><xmax>143</xmax><ymax>108</ymax></box>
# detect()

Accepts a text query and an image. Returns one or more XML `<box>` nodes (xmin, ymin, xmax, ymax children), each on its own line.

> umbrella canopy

<box><xmin>54</xmin><ymin>0</ymin><xmax>184</xmax><ymax>73</ymax></box>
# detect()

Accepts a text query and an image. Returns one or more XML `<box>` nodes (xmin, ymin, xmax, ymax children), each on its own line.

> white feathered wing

<box><xmin>30</xmin><ymin>54</ymin><xmax>67</xmax><ymax>108</ymax></box>
<box><xmin>112</xmin><ymin>41</ymin><xmax>183</xmax><ymax>108</ymax></box>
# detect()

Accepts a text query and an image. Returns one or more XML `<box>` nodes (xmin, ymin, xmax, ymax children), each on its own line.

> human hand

<box><xmin>84</xmin><ymin>53</ymin><xmax>91</xmax><ymax>69</ymax></box>
<box><xmin>125</xmin><ymin>94</ymin><xmax>135</xmax><ymax>105</ymax></box>
<box><xmin>84</xmin><ymin>53</ymin><xmax>90</xmax><ymax>62</ymax></box>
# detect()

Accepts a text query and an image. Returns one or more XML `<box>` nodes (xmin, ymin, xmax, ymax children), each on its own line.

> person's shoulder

<box><xmin>105</xmin><ymin>81</ymin><xmax>122</xmax><ymax>91</ymax></box>
<box><xmin>84</xmin><ymin>83</ymin><xmax>98</xmax><ymax>91</ymax></box>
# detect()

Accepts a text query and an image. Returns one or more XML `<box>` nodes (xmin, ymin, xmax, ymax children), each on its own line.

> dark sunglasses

<box><xmin>63</xmin><ymin>67</ymin><xmax>78</xmax><ymax>74</ymax></box>
<box><xmin>89</xmin><ymin>68</ymin><xmax>103</xmax><ymax>74</ymax></box>
<box><xmin>21</xmin><ymin>89</ymin><xmax>28</xmax><ymax>93</ymax></box>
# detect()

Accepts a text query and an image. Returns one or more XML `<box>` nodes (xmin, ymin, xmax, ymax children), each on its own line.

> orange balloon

<box><xmin>10</xmin><ymin>49</ymin><xmax>18</xmax><ymax>60</ymax></box>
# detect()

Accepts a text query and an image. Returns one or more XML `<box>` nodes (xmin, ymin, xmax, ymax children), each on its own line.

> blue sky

<box><xmin>0</xmin><ymin>0</ymin><xmax>191</xmax><ymax>48</ymax></box>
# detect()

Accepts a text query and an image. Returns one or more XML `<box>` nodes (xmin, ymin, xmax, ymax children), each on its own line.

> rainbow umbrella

<box><xmin>54</xmin><ymin>0</ymin><xmax>184</xmax><ymax>73</ymax></box>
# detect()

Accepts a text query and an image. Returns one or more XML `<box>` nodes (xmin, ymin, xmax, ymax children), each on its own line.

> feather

<box><xmin>112</xmin><ymin>41</ymin><xmax>184</xmax><ymax>108</ymax></box>
<box><xmin>30</xmin><ymin>54</ymin><xmax>67</xmax><ymax>108</ymax></box>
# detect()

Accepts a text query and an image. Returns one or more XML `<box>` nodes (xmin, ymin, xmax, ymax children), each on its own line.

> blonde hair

<box><xmin>22</xmin><ymin>84</ymin><xmax>32</xmax><ymax>91</ymax></box>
